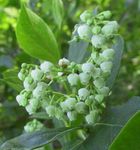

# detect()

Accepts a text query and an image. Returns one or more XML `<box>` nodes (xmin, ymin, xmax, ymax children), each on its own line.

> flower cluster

<box><xmin>16</xmin><ymin>10</ymin><xmax>119</xmax><ymax>129</ymax></box>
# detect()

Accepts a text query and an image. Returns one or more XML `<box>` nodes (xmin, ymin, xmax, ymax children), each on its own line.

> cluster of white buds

<box><xmin>24</xmin><ymin>119</ymin><xmax>43</xmax><ymax>133</ymax></box>
<box><xmin>17</xmin><ymin>10</ymin><xmax>120</xmax><ymax>129</ymax></box>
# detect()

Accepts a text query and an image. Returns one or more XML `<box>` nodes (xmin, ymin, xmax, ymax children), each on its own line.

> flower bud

<box><xmin>85</xmin><ymin>110</ymin><xmax>100</xmax><ymax>124</ymax></box>
<box><xmin>46</xmin><ymin>105</ymin><xmax>56</xmax><ymax>117</ymax></box>
<box><xmin>98</xmin><ymin>11</ymin><xmax>112</xmax><ymax>19</ymax></box>
<box><xmin>16</xmin><ymin>94</ymin><xmax>28</xmax><ymax>106</ymax></box>
<box><xmin>23</xmin><ymin>76</ymin><xmax>36</xmax><ymax>91</ymax></box>
<box><xmin>85</xmin><ymin>95</ymin><xmax>95</xmax><ymax>106</ymax></box>
<box><xmin>55</xmin><ymin>108</ymin><xmax>63</xmax><ymax>120</ymax></box>
<box><xmin>80</xmin><ymin>11</ymin><xmax>92</xmax><ymax>22</ymax></box>
<box><xmin>58</xmin><ymin>58</ymin><xmax>70</xmax><ymax>67</ymax></box>
<box><xmin>102</xmin><ymin>21</ymin><xmax>119</xmax><ymax>36</ymax></box>
<box><xmin>100</xmin><ymin>61</ymin><xmax>113</xmax><ymax>73</ymax></box>
<box><xmin>77</xmin><ymin>24</ymin><xmax>92</xmax><ymax>39</ymax></box>
<box><xmin>92</xmin><ymin>67</ymin><xmax>101</xmax><ymax>79</ymax></box>
<box><xmin>24</xmin><ymin>119</ymin><xmax>43</xmax><ymax>133</ymax></box>
<box><xmin>97</xmin><ymin>86</ymin><xmax>110</xmax><ymax>96</ymax></box>
<box><xmin>92</xmin><ymin>26</ymin><xmax>101</xmax><ymax>34</ymax></box>
<box><xmin>67</xmin><ymin>111</ymin><xmax>77</xmax><ymax>121</ymax></box>
<box><xmin>31</xmin><ymin>68</ymin><xmax>44</xmax><ymax>81</ymax></box>
<box><xmin>33</xmin><ymin>82</ymin><xmax>48</xmax><ymax>98</ymax></box>
<box><xmin>79</xmin><ymin>72</ymin><xmax>91</xmax><ymax>85</ymax></box>
<box><xmin>82</xmin><ymin>63</ymin><xmax>94</xmax><ymax>73</ymax></box>
<box><xmin>95</xmin><ymin>94</ymin><xmax>104</xmax><ymax>103</ymax></box>
<box><xmin>57</xmin><ymin>72</ymin><xmax>63</xmax><ymax>77</ymax></box>
<box><xmin>78</xmin><ymin>88</ymin><xmax>90</xmax><ymax>100</ymax></box>
<box><xmin>67</xmin><ymin>73</ymin><xmax>79</xmax><ymax>86</ymax></box>
<box><xmin>91</xmin><ymin>35</ymin><xmax>105</xmax><ymax>48</ymax></box>
<box><xmin>25</xmin><ymin>104</ymin><xmax>37</xmax><ymax>115</ymax></box>
<box><xmin>93</xmin><ymin>78</ymin><xmax>105</xmax><ymax>89</ymax></box>
<box><xmin>18</xmin><ymin>72</ymin><xmax>26</xmax><ymax>81</ymax></box>
<box><xmin>75</xmin><ymin>102</ymin><xmax>88</xmax><ymax>114</ymax></box>
<box><xmin>100</xmin><ymin>49</ymin><xmax>115</xmax><ymax>60</ymax></box>
<box><xmin>40</xmin><ymin>61</ymin><xmax>54</xmax><ymax>73</ymax></box>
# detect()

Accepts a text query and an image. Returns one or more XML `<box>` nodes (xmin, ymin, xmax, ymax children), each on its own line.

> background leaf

<box><xmin>2</xmin><ymin>68</ymin><xmax>23</xmax><ymax>91</ymax></box>
<box><xmin>106</xmin><ymin>35</ymin><xmax>124</xmax><ymax>88</ymax></box>
<box><xmin>73</xmin><ymin>96</ymin><xmax>140</xmax><ymax>150</ymax></box>
<box><xmin>16</xmin><ymin>6</ymin><xmax>60</xmax><ymax>63</ymax></box>
<box><xmin>109</xmin><ymin>111</ymin><xmax>140</xmax><ymax>150</ymax></box>
<box><xmin>52</xmin><ymin>0</ymin><xmax>64</xmax><ymax>29</ymax></box>
<box><xmin>0</xmin><ymin>127</ymin><xmax>81</xmax><ymax>149</ymax></box>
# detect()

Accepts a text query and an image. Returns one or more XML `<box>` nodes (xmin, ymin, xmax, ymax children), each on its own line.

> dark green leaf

<box><xmin>106</xmin><ymin>35</ymin><xmax>124</xmax><ymax>88</ymax></box>
<box><xmin>2</xmin><ymin>68</ymin><xmax>23</xmax><ymax>91</ymax></box>
<box><xmin>0</xmin><ymin>127</ymin><xmax>81</xmax><ymax>149</ymax></box>
<box><xmin>73</xmin><ymin>96</ymin><xmax>140</xmax><ymax>150</ymax></box>
<box><xmin>109</xmin><ymin>111</ymin><xmax>140</xmax><ymax>150</ymax></box>
<box><xmin>16</xmin><ymin>6</ymin><xmax>60</xmax><ymax>63</ymax></box>
<box><xmin>52</xmin><ymin>0</ymin><xmax>64</xmax><ymax>28</ymax></box>
<box><xmin>68</xmin><ymin>40</ymin><xmax>90</xmax><ymax>63</ymax></box>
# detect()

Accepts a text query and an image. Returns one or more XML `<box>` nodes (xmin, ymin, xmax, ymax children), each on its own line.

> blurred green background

<box><xmin>0</xmin><ymin>0</ymin><xmax>140</xmax><ymax>144</ymax></box>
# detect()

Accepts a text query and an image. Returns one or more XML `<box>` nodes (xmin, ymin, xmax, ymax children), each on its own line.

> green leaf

<box><xmin>52</xmin><ymin>0</ymin><xmax>64</xmax><ymax>28</ymax></box>
<box><xmin>73</xmin><ymin>96</ymin><xmax>140</xmax><ymax>150</ymax></box>
<box><xmin>16</xmin><ymin>6</ymin><xmax>60</xmax><ymax>63</ymax></box>
<box><xmin>2</xmin><ymin>68</ymin><xmax>23</xmax><ymax>92</ymax></box>
<box><xmin>106</xmin><ymin>35</ymin><xmax>124</xmax><ymax>88</ymax></box>
<box><xmin>109</xmin><ymin>111</ymin><xmax>140</xmax><ymax>150</ymax></box>
<box><xmin>68</xmin><ymin>40</ymin><xmax>90</xmax><ymax>63</ymax></box>
<box><xmin>0</xmin><ymin>127</ymin><xmax>81</xmax><ymax>149</ymax></box>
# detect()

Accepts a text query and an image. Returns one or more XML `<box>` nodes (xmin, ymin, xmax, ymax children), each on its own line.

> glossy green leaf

<box><xmin>109</xmin><ymin>111</ymin><xmax>140</xmax><ymax>150</ymax></box>
<box><xmin>0</xmin><ymin>127</ymin><xmax>81</xmax><ymax>149</ymax></box>
<box><xmin>16</xmin><ymin>6</ymin><xmax>60</xmax><ymax>63</ymax></box>
<box><xmin>52</xmin><ymin>0</ymin><xmax>64</xmax><ymax>28</ymax></box>
<box><xmin>106</xmin><ymin>35</ymin><xmax>124</xmax><ymax>88</ymax></box>
<box><xmin>73</xmin><ymin>96</ymin><xmax>140</xmax><ymax>150</ymax></box>
<box><xmin>2</xmin><ymin>68</ymin><xmax>23</xmax><ymax>92</ymax></box>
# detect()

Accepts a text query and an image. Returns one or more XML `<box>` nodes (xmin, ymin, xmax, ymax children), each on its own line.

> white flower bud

<box><xmin>40</xmin><ymin>61</ymin><xmax>54</xmax><ymax>73</ymax></box>
<box><xmin>60</xmin><ymin>98</ymin><xmax>77</xmax><ymax>111</ymax></box>
<box><xmin>58</xmin><ymin>58</ymin><xmax>70</xmax><ymax>67</ymax></box>
<box><xmin>78</xmin><ymin>88</ymin><xmax>90</xmax><ymax>100</ymax></box>
<box><xmin>23</xmin><ymin>76</ymin><xmax>36</xmax><ymax>91</ymax></box>
<box><xmin>75</xmin><ymin>102</ymin><xmax>88</xmax><ymax>114</ymax></box>
<box><xmin>33</xmin><ymin>82</ymin><xmax>48</xmax><ymax>98</ymax></box>
<box><xmin>46</xmin><ymin>105</ymin><xmax>56</xmax><ymax>117</ymax></box>
<box><xmin>67</xmin><ymin>73</ymin><xmax>79</xmax><ymax>86</ymax></box>
<box><xmin>92</xmin><ymin>67</ymin><xmax>101</xmax><ymax>79</ymax></box>
<box><xmin>25</xmin><ymin>104</ymin><xmax>37</xmax><ymax>115</ymax></box>
<box><xmin>16</xmin><ymin>94</ymin><xmax>28</xmax><ymax>106</ymax></box>
<box><xmin>79</xmin><ymin>72</ymin><xmax>91</xmax><ymax>85</ymax></box>
<box><xmin>93</xmin><ymin>78</ymin><xmax>105</xmax><ymax>89</ymax></box>
<box><xmin>24</xmin><ymin>119</ymin><xmax>43</xmax><ymax>133</ymax></box>
<box><xmin>91</xmin><ymin>35</ymin><xmax>105</xmax><ymax>48</ymax></box>
<box><xmin>57</xmin><ymin>72</ymin><xmax>63</xmax><ymax>76</ymax></box>
<box><xmin>100</xmin><ymin>61</ymin><xmax>113</xmax><ymax>73</ymax></box>
<box><xmin>67</xmin><ymin>111</ymin><xmax>77</xmax><ymax>121</ymax></box>
<box><xmin>85</xmin><ymin>110</ymin><xmax>100</xmax><ymax>124</ymax></box>
<box><xmin>80</xmin><ymin>11</ymin><xmax>92</xmax><ymax>22</ymax></box>
<box><xmin>29</xmin><ymin>98</ymin><xmax>39</xmax><ymax>108</ymax></box>
<box><xmin>95</xmin><ymin>94</ymin><xmax>104</xmax><ymax>103</ymax></box>
<box><xmin>98</xmin><ymin>11</ymin><xmax>112</xmax><ymax>19</ymax></box>
<box><xmin>82</xmin><ymin>63</ymin><xmax>94</xmax><ymax>73</ymax></box>
<box><xmin>31</xmin><ymin>68</ymin><xmax>44</xmax><ymax>81</ymax></box>
<box><xmin>100</xmin><ymin>49</ymin><xmax>115</xmax><ymax>60</ymax></box>
<box><xmin>55</xmin><ymin>108</ymin><xmax>63</xmax><ymax>120</ymax></box>
<box><xmin>97</xmin><ymin>86</ymin><xmax>110</xmax><ymax>96</ymax></box>
<box><xmin>18</xmin><ymin>72</ymin><xmax>26</xmax><ymax>81</ymax></box>
<box><xmin>77</xmin><ymin>24</ymin><xmax>92</xmax><ymax>39</ymax></box>
<box><xmin>102</xmin><ymin>21</ymin><xmax>119</xmax><ymax>36</ymax></box>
